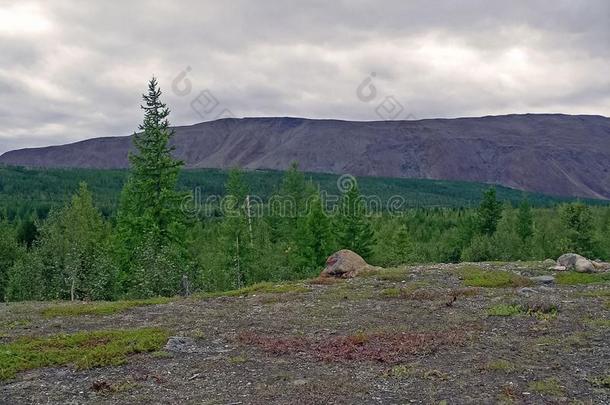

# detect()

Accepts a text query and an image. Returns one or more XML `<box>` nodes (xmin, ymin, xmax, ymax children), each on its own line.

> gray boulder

<box><xmin>557</xmin><ymin>253</ymin><xmax>596</xmax><ymax>273</ymax></box>
<box><xmin>321</xmin><ymin>250</ymin><xmax>373</xmax><ymax>278</ymax></box>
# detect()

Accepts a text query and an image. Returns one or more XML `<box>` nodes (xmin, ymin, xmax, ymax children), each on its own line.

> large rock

<box><xmin>557</xmin><ymin>253</ymin><xmax>596</xmax><ymax>273</ymax></box>
<box><xmin>320</xmin><ymin>250</ymin><xmax>371</xmax><ymax>278</ymax></box>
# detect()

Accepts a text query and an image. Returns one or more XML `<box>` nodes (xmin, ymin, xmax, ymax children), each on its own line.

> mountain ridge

<box><xmin>2</xmin><ymin>113</ymin><xmax>610</xmax><ymax>199</ymax></box>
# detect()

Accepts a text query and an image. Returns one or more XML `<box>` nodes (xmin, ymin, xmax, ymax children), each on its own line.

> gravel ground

<box><xmin>1</xmin><ymin>262</ymin><xmax>609</xmax><ymax>404</ymax></box>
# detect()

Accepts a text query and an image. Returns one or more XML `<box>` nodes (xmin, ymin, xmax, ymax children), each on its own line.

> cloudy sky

<box><xmin>0</xmin><ymin>0</ymin><xmax>609</xmax><ymax>154</ymax></box>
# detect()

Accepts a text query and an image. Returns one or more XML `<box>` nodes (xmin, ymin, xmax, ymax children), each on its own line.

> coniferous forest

<box><xmin>1</xmin><ymin>79</ymin><xmax>609</xmax><ymax>302</ymax></box>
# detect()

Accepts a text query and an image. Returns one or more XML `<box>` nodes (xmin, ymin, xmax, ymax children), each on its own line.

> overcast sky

<box><xmin>0</xmin><ymin>0</ymin><xmax>609</xmax><ymax>154</ymax></box>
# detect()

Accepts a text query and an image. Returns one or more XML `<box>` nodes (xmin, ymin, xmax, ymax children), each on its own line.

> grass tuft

<box><xmin>527</xmin><ymin>378</ymin><xmax>565</xmax><ymax>396</ymax></box>
<box><xmin>586</xmin><ymin>318</ymin><xmax>610</xmax><ymax>328</ymax></box>
<box><xmin>485</xmin><ymin>359</ymin><xmax>517</xmax><ymax>373</ymax></box>
<box><xmin>307</xmin><ymin>277</ymin><xmax>343</xmax><ymax>285</ymax></box>
<box><xmin>589</xmin><ymin>375</ymin><xmax>610</xmax><ymax>388</ymax></box>
<box><xmin>42</xmin><ymin>297</ymin><xmax>172</xmax><ymax>317</ymax></box>
<box><xmin>384</xmin><ymin>364</ymin><xmax>415</xmax><ymax>378</ymax></box>
<box><xmin>0</xmin><ymin>328</ymin><xmax>169</xmax><ymax>380</ymax></box>
<box><xmin>374</xmin><ymin>268</ymin><xmax>410</xmax><ymax>282</ymax></box>
<box><xmin>487</xmin><ymin>304</ymin><xmax>523</xmax><ymax>317</ymax></box>
<box><xmin>458</xmin><ymin>266</ymin><xmax>531</xmax><ymax>288</ymax></box>
<box><xmin>198</xmin><ymin>282</ymin><xmax>309</xmax><ymax>298</ymax></box>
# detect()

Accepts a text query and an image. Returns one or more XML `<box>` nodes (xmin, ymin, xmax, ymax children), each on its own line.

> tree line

<box><xmin>0</xmin><ymin>78</ymin><xmax>609</xmax><ymax>302</ymax></box>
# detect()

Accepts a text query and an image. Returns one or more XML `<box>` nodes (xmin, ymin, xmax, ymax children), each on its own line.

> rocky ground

<box><xmin>1</xmin><ymin>262</ymin><xmax>610</xmax><ymax>404</ymax></box>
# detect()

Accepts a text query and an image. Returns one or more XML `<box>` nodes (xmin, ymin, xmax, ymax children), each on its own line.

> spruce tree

<box><xmin>297</xmin><ymin>193</ymin><xmax>333</xmax><ymax>270</ymax></box>
<box><xmin>116</xmin><ymin>77</ymin><xmax>186</xmax><ymax>296</ymax></box>
<box><xmin>278</xmin><ymin>163</ymin><xmax>316</xmax><ymax>265</ymax></box>
<box><xmin>477</xmin><ymin>187</ymin><xmax>503</xmax><ymax>236</ymax></box>
<box><xmin>0</xmin><ymin>221</ymin><xmax>22</xmax><ymax>301</ymax></box>
<box><xmin>516</xmin><ymin>198</ymin><xmax>534</xmax><ymax>243</ymax></box>
<box><xmin>280</xmin><ymin>162</ymin><xmax>308</xmax><ymax>218</ymax></box>
<box><xmin>223</xmin><ymin>168</ymin><xmax>251</xmax><ymax>288</ymax></box>
<box><xmin>335</xmin><ymin>180</ymin><xmax>375</xmax><ymax>260</ymax></box>
<box><xmin>560</xmin><ymin>202</ymin><xmax>595</xmax><ymax>257</ymax></box>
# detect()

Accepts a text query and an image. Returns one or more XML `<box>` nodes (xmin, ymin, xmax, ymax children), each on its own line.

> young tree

<box><xmin>7</xmin><ymin>183</ymin><xmax>116</xmax><ymax>301</ymax></box>
<box><xmin>560</xmin><ymin>202</ymin><xmax>595</xmax><ymax>257</ymax></box>
<box><xmin>16</xmin><ymin>217</ymin><xmax>38</xmax><ymax>248</ymax></box>
<box><xmin>60</xmin><ymin>183</ymin><xmax>116</xmax><ymax>300</ymax></box>
<box><xmin>297</xmin><ymin>193</ymin><xmax>333</xmax><ymax>270</ymax></box>
<box><xmin>0</xmin><ymin>221</ymin><xmax>23</xmax><ymax>301</ymax></box>
<box><xmin>335</xmin><ymin>179</ymin><xmax>375</xmax><ymax>260</ymax></box>
<box><xmin>280</xmin><ymin>162</ymin><xmax>308</xmax><ymax>218</ymax></box>
<box><xmin>223</xmin><ymin>168</ymin><xmax>251</xmax><ymax>288</ymax></box>
<box><xmin>116</xmin><ymin>77</ymin><xmax>187</xmax><ymax>296</ymax></box>
<box><xmin>276</xmin><ymin>163</ymin><xmax>317</xmax><ymax>266</ymax></box>
<box><xmin>477</xmin><ymin>187</ymin><xmax>503</xmax><ymax>236</ymax></box>
<box><xmin>516</xmin><ymin>198</ymin><xmax>534</xmax><ymax>243</ymax></box>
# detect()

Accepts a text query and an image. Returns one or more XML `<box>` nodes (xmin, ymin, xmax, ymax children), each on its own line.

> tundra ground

<box><xmin>1</xmin><ymin>262</ymin><xmax>609</xmax><ymax>404</ymax></box>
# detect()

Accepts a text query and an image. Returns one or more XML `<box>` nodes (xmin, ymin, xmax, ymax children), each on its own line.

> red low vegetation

<box><xmin>237</xmin><ymin>330</ymin><xmax>464</xmax><ymax>363</ymax></box>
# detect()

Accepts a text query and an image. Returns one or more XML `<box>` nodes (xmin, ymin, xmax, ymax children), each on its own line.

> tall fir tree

<box><xmin>335</xmin><ymin>180</ymin><xmax>375</xmax><ymax>260</ymax></box>
<box><xmin>116</xmin><ymin>77</ymin><xmax>186</xmax><ymax>296</ymax></box>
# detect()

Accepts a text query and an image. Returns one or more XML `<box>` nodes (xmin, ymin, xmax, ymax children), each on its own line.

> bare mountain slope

<box><xmin>1</xmin><ymin>114</ymin><xmax>609</xmax><ymax>199</ymax></box>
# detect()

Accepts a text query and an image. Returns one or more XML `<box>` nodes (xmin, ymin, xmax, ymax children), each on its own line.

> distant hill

<box><xmin>2</xmin><ymin>114</ymin><xmax>609</xmax><ymax>199</ymax></box>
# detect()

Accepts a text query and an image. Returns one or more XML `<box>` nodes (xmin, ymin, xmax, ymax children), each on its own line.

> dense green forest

<box><xmin>1</xmin><ymin>78</ymin><xmax>609</xmax><ymax>302</ymax></box>
<box><xmin>1</xmin><ymin>164</ymin><xmax>605</xmax><ymax>221</ymax></box>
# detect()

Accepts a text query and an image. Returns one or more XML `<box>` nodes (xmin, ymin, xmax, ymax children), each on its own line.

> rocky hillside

<box><xmin>2</xmin><ymin>114</ymin><xmax>610</xmax><ymax>199</ymax></box>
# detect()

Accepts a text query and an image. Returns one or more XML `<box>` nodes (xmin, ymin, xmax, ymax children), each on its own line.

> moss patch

<box><xmin>0</xmin><ymin>328</ymin><xmax>169</xmax><ymax>380</ymax></box>
<box><xmin>487</xmin><ymin>304</ymin><xmax>523</xmax><ymax>317</ymax></box>
<box><xmin>458</xmin><ymin>266</ymin><xmax>531</xmax><ymax>288</ymax></box>
<box><xmin>556</xmin><ymin>272</ymin><xmax>610</xmax><ymax>285</ymax></box>
<box><xmin>41</xmin><ymin>297</ymin><xmax>172</xmax><ymax>317</ymax></box>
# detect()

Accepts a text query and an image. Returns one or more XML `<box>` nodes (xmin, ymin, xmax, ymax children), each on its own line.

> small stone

<box><xmin>291</xmin><ymin>379</ymin><xmax>309</xmax><ymax>386</ymax></box>
<box><xmin>529</xmin><ymin>275</ymin><xmax>555</xmax><ymax>284</ymax></box>
<box><xmin>518</xmin><ymin>287</ymin><xmax>538</xmax><ymax>295</ymax></box>
<box><xmin>165</xmin><ymin>336</ymin><xmax>200</xmax><ymax>354</ymax></box>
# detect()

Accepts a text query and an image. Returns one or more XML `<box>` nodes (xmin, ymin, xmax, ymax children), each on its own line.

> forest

<box><xmin>1</xmin><ymin>79</ymin><xmax>609</xmax><ymax>302</ymax></box>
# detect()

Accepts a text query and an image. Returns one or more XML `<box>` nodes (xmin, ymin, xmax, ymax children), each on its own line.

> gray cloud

<box><xmin>0</xmin><ymin>0</ymin><xmax>609</xmax><ymax>154</ymax></box>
